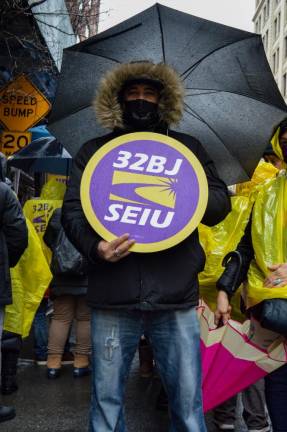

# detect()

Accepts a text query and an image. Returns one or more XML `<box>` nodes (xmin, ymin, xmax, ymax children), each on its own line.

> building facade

<box><xmin>253</xmin><ymin>0</ymin><xmax>287</xmax><ymax>101</ymax></box>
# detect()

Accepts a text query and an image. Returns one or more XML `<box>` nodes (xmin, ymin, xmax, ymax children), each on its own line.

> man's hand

<box><xmin>97</xmin><ymin>233</ymin><xmax>135</xmax><ymax>262</ymax></box>
<box><xmin>264</xmin><ymin>263</ymin><xmax>287</xmax><ymax>287</ymax></box>
<box><xmin>214</xmin><ymin>290</ymin><xmax>232</xmax><ymax>326</ymax></box>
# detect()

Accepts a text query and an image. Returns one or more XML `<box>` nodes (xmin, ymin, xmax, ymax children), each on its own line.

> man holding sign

<box><xmin>62</xmin><ymin>61</ymin><xmax>230</xmax><ymax>431</ymax></box>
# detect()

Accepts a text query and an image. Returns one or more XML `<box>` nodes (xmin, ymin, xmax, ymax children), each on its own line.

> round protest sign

<box><xmin>80</xmin><ymin>132</ymin><xmax>208</xmax><ymax>252</ymax></box>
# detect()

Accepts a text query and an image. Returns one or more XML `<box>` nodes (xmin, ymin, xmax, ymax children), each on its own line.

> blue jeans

<box><xmin>89</xmin><ymin>307</ymin><xmax>206</xmax><ymax>432</ymax></box>
<box><xmin>265</xmin><ymin>363</ymin><xmax>287</xmax><ymax>432</ymax></box>
<box><xmin>32</xmin><ymin>298</ymin><xmax>49</xmax><ymax>359</ymax></box>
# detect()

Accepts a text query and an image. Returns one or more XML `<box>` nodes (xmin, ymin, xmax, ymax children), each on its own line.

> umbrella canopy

<box><xmin>7</xmin><ymin>136</ymin><xmax>72</xmax><ymax>176</ymax></box>
<box><xmin>48</xmin><ymin>3</ymin><xmax>287</xmax><ymax>185</ymax></box>
<box><xmin>198</xmin><ymin>302</ymin><xmax>287</xmax><ymax>412</ymax></box>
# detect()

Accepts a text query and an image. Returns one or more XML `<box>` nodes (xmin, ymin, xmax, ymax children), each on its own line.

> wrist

<box><xmin>217</xmin><ymin>289</ymin><xmax>231</xmax><ymax>301</ymax></box>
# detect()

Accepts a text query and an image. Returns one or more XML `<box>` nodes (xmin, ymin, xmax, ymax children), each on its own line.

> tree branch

<box><xmin>34</xmin><ymin>16</ymin><xmax>81</xmax><ymax>37</ymax></box>
<box><xmin>28</xmin><ymin>0</ymin><xmax>48</xmax><ymax>10</ymax></box>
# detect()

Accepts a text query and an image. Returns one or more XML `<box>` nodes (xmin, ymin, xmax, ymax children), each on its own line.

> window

<box><xmin>264</xmin><ymin>5</ymin><xmax>268</xmax><ymax>23</ymax></box>
<box><xmin>266</xmin><ymin>30</ymin><xmax>269</xmax><ymax>50</ymax></box>
<box><xmin>285</xmin><ymin>36</ymin><xmax>287</xmax><ymax>57</ymax></box>
<box><xmin>267</xmin><ymin>0</ymin><xmax>270</xmax><ymax>16</ymax></box>
<box><xmin>258</xmin><ymin>15</ymin><xmax>262</xmax><ymax>32</ymax></box>
<box><xmin>274</xmin><ymin>14</ymin><xmax>281</xmax><ymax>39</ymax></box>
<box><xmin>273</xmin><ymin>49</ymin><xmax>280</xmax><ymax>74</ymax></box>
<box><xmin>273</xmin><ymin>52</ymin><xmax>276</xmax><ymax>73</ymax></box>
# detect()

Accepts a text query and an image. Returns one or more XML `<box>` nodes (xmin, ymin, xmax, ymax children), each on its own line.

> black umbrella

<box><xmin>48</xmin><ymin>3</ymin><xmax>287</xmax><ymax>185</ymax></box>
<box><xmin>7</xmin><ymin>136</ymin><xmax>72</xmax><ymax>176</ymax></box>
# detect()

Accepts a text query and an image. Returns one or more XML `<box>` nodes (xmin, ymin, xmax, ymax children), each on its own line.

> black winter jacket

<box><xmin>0</xmin><ymin>183</ymin><xmax>28</xmax><ymax>306</ymax></box>
<box><xmin>44</xmin><ymin>208</ymin><xmax>88</xmax><ymax>298</ymax></box>
<box><xmin>62</xmin><ymin>129</ymin><xmax>231</xmax><ymax>310</ymax></box>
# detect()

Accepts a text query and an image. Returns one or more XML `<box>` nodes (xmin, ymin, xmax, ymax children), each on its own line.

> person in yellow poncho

<box><xmin>24</xmin><ymin>179</ymin><xmax>65</xmax><ymax>365</ymax></box>
<box><xmin>200</xmin><ymin>159</ymin><xmax>278</xmax><ymax>432</ymax></box>
<box><xmin>215</xmin><ymin>119</ymin><xmax>287</xmax><ymax>432</ymax></box>
<box><xmin>1</xmin><ymin>218</ymin><xmax>52</xmax><ymax>395</ymax></box>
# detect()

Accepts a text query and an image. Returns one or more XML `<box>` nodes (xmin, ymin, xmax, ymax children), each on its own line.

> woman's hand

<box><xmin>97</xmin><ymin>233</ymin><xmax>135</xmax><ymax>262</ymax></box>
<box><xmin>215</xmin><ymin>290</ymin><xmax>232</xmax><ymax>326</ymax></box>
<box><xmin>264</xmin><ymin>263</ymin><xmax>287</xmax><ymax>288</ymax></box>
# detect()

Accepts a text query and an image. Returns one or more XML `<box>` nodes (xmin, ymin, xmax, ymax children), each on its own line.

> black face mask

<box><xmin>123</xmin><ymin>100</ymin><xmax>160</xmax><ymax>129</ymax></box>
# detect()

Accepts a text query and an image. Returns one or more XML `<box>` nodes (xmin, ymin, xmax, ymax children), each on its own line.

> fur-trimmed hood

<box><xmin>94</xmin><ymin>62</ymin><xmax>184</xmax><ymax>130</ymax></box>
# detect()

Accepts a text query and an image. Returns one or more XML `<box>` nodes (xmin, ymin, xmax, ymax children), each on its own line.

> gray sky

<box><xmin>99</xmin><ymin>0</ymin><xmax>255</xmax><ymax>33</ymax></box>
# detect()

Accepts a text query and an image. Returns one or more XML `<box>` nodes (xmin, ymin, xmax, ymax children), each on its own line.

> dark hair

<box><xmin>263</xmin><ymin>143</ymin><xmax>275</xmax><ymax>157</ymax></box>
<box><xmin>279</xmin><ymin>119</ymin><xmax>287</xmax><ymax>137</ymax></box>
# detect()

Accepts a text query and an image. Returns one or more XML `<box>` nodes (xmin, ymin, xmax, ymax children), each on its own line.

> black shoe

<box><xmin>47</xmin><ymin>368</ymin><xmax>61</xmax><ymax>379</ymax></box>
<box><xmin>0</xmin><ymin>405</ymin><xmax>16</xmax><ymax>422</ymax></box>
<box><xmin>73</xmin><ymin>367</ymin><xmax>91</xmax><ymax>378</ymax></box>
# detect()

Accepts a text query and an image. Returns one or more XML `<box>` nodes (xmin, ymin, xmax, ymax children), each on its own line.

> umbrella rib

<box><xmin>183</xmin><ymin>102</ymin><xmax>250</xmax><ymax>176</ymax></box>
<box><xmin>185</xmin><ymin>87</ymin><xmax>287</xmax><ymax>110</ymax></box>
<box><xmin>185</xmin><ymin>90</ymin><xmax>220</xmax><ymax>97</ymax></box>
<box><xmin>157</xmin><ymin>4</ymin><xmax>166</xmax><ymax>63</ymax></box>
<box><xmin>87</xmin><ymin>53</ymin><xmax>122</xmax><ymax>64</ymax></box>
<box><xmin>73</xmin><ymin>24</ymin><xmax>142</xmax><ymax>48</ymax></box>
<box><xmin>184</xmin><ymin>101</ymin><xmax>225</xmax><ymax>143</ymax></box>
<box><xmin>180</xmin><ymin>35</ymin><xmax>258</xmax><ymax>81</ymax></box>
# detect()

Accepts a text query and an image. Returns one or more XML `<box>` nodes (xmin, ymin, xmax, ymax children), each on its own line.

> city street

<box><xmin>2</xmin><ymin>355</ymin><xmax>248</xmax><ymax>432</ymax></box>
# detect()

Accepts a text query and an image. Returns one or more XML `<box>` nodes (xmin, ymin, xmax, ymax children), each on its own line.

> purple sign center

<box><xmin>89</xmin><ymin>139</ymin><xmax>200</xmax><ymax>243</ymax></box>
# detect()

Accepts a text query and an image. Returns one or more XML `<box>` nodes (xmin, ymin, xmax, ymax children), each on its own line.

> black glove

<box><xmin>216</xmin><ymin>251</ymin><xmax>243</xmax><ymax>298</ymax></box>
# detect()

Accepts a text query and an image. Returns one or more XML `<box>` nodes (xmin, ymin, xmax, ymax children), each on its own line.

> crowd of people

<box><xmin>0</xmin><ymin>60</ymin><xmax>287</xmax><ymax>432</ymax></box>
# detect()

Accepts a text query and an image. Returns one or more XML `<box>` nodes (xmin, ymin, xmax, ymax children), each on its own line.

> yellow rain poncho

<box><xmin>40</xmin><ymin>178</ymin><xmax>66</xmax><ymax>201</ymax></box>
<box><xmin>23</xmin><ymin>198</ymin><xmax>62</xmax><ymax>263</ymax></box>
<box><xmin>235</xmin><ymin>161</ymin><xmax>278</xmax><ymax>197</ymax></box>
<box><xmin>199</xmin><ymin>196</ymin><xmax>252</xmax><ymax>321</ymax></box>
<box><xmin>199</xmin><ymin>158</ymin><xmax>279</xmax><ymax>320</ymax></box>
<box><xmin>23</xmin><ymin>180</ymin><xmax>66</xmax><ymax>264</ymax></box>
<box><xmin>4</xmin><ymin>219</ymin><xmax>52</xmax><ymax>337</ymax></box>
<box><xmin>245</xmin><ymin>128</ymin><xmax>287</xmax><ymax>308</ymax></box>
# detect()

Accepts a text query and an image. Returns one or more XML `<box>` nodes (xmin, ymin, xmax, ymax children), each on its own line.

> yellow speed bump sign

<box><xmin>0</xmin><ymin>75</ymin><xmax>51</xmax><ymax>131</ymax></box>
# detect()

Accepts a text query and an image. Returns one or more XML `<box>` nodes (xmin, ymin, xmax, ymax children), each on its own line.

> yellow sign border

<box><xmin>81</xmin><ymin>132</ymin><xmax>208</xmax><ymax>253</ymax></box>
<box><xmin>0</xmin><ymin>74</ymin><xmax>51</xmax><ymax>131</ymax></box>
